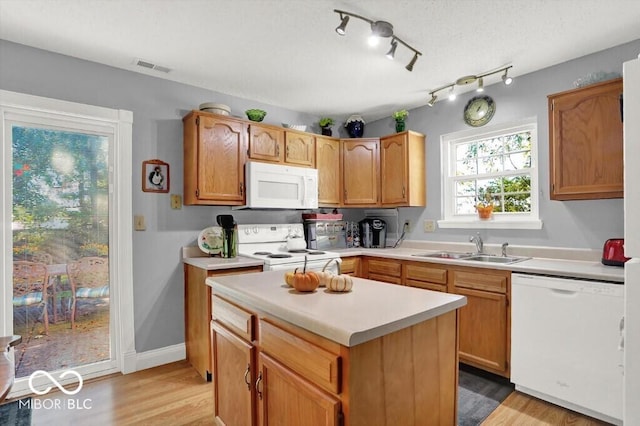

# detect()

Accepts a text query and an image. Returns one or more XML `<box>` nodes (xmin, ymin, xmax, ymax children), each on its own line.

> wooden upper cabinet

<box><xmin>315</xmin><ymin>136</ymin><xmax>341</xmax><ymax>206</ymax></box>
<box><xmin>380</xmin><ymin>131</ymin><xmax>426</xmax><ymax>207</ymax></box>
<box><xmin>342</xmin><ymin>138</ymin><xmax>380</xmax><ymax>206</ymax></box>
<box><xmin>285</xmin><ymin>131</ymin><xmax>315</xmax><ymax>167</ymax></box>
<box><xmin>183</xmin><ymin>112</ymin><xmax>246</xmax><ymax>205</ymax></box>
<box><xmin>548</xmin><ymin>78</ymin><xmax>623</xmax><ymax>200</ymax></box>
<box><xmin>248</xmin><ymin>123</ymin><xmax>285</xmax><ymax>163</ymax></box>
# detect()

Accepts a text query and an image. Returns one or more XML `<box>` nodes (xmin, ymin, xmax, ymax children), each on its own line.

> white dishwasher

<box><xmin>511</xmin><ymin>273</ymin><xmax>624</xmax><ymax>425</ymax></box>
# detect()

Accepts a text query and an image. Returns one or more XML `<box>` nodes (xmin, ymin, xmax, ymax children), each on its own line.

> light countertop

<box><xmin>207</xmin><ymin>270</ymin><xmax>466</xmax><ymax>347</ymax></box>
<box><xmin>183</xmin><ymin>245</ymin><xmax>624</xmax><ymax>282</ymax></box>
<box><xmin>334</xmin><ymin>247</ymin><xmax>624</xmax><ymax>283</ymax></box>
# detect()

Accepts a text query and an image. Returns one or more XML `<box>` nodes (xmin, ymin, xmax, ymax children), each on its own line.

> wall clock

<box><xmin>463</xmin><ymin>95</ymin><xmax>496</xmax><ymax>127</ymax></box>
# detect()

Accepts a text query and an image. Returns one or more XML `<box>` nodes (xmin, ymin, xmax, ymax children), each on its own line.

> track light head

<box><xmin>406</xmin><ymin>53</ymin><xmax>418</xmax><ymax>72</ymax></box>
<box><xmin>385</xmin><ymin>39</ymin><xmax>398</xmax><ymax>60</ymax></box>
<box><xmin>336</xmin><ymin>15</ymin><xmax>349</xmax><ymax>35</ymax></box>
<box><xmin>502</xmin><ymin>69</ymin><xmax>513</xmax><ymax>85</ymax></box>
<box><xmin>448</xmin><ymin>87</ymin><xmax>457</xmax><ymax>101</ymax></box>
<box><xmin>476</xmin><ymin>77</ymin><xmax>484</xmax><ymax>92</ymax></box>
<box><xmin>427</xmin><ymin>94</ymin><xmax>437</xmax><ymax>107</ymax></box>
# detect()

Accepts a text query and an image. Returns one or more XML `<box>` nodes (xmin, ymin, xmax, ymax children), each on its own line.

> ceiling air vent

<box><xmin>134</xmin><ymin>58</ymin><xmax>171</xmax><ymax>73</ymax></box>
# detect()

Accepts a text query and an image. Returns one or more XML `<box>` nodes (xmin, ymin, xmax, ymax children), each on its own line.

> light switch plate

<box><xmin>170</xmin><ymin>194</ymin><xmax>182</xmax><ymax>209</ymax></box>
<box><xmin>134</xmin><ymin>215</ymin><xmax>146</xmax><ymax>231</ymax></box>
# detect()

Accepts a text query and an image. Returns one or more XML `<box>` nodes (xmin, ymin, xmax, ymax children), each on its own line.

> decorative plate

<box><xmin>198</xmin><ymin>226</ymin><xmax>223</xmax><ymax>255</ymax></box>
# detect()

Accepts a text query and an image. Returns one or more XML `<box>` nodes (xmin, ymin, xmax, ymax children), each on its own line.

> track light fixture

<box><xmin>427</xmin><ymin>66</ymin><xmax>514</xmax><ymax>107</ymax></box>
<box><xmin>333</xmin><ymin>9</ymin><xmax>422</xmax><ymax>72</ymax></box>
<box><xmin>385</xmin><ymin>39</ymin><xmax>398</xmax><ymax>60</ymax></box>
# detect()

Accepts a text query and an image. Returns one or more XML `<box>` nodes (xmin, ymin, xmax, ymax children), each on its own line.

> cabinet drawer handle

<box><xmin>255</xmin><ymin>371</ymin><xmax>263</xmax><ymax>400</ymax></box>
<box><xmin>244</xmin><ymin>364</ymin><xmax>251</xmax><ymax>390</ymax></box>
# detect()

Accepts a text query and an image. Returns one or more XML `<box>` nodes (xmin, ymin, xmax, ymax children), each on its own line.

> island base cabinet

<box><xmin>212</xmin><ymin>321</ymin><xmax>256</xmax><ymax>426</ymax></box>
<box><xmin>344</xmin><ymin>310</ymin><xmax>458</xmax><ymax>426</ymax></box>
<box><xmin>257</xmin><ymin>353</ymin><xmax>342</xmax><ymax>426</ymax></box>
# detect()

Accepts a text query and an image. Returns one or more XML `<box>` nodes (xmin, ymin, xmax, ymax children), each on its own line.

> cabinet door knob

<box><xmin>255</xmin><ymin>371</ymin><xmax>263</xmax><ymax>400</ymax></box>
<box><xmin>244</xmin><ymin>364</ymin><xmax>251</xmax><ymax>390</ymax></box>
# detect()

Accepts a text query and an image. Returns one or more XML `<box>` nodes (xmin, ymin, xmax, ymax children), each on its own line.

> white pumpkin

<box><xmin>327</xmin><ymin>274</ymin><xmax>353</xmax><ymax>292</ymax></box>
<box><xmin>317</xmin><ymin>259</ymin><xmax>339</xmax><ymax>287</ymax></box>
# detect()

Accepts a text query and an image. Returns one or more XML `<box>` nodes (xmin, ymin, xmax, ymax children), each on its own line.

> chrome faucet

<box><xmin>501</xmin><ymin>242</ymin><xmax>509</xmax><ymax>257</ymax></box>
<box><xmin>470</xmin><ymin>233</ymin><xmax>483</xmax><ymax>254</ymax></box>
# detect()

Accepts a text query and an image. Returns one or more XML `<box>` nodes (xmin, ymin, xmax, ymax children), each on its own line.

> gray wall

<box><xmin>1</xmin><ymin>38</ymin><xmax>638</xmax><ymax>354</ymax></box>
<box><xmin>0</xmin><ymin>40</ymin><xmax>334</xmax><ymax>353</ymax></box>
<box><xmin>366</xmin><ymin>39</ymin><xmax>640</xmax><ymax>250</ymax></box>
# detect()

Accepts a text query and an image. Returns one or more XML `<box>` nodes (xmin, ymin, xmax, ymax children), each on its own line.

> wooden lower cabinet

<box><xmin>184</xmin><ymin>264</ymin><xmax>263</xmax><ymax>380</ymax></box>
<box><xmin>450</xmin><ymin>267</ymin><xmax>510</xmax><ymax>377</ymax></box>
<box><xmin>212</xmin><ymin>321</ymin><xmax>256</xmax><ymax>426</ymax></box>
<box><xmin>339</xmin><ymin>256</ymin><xmax>360</xmax><ymax>276</ymax></box>
<box><xmin>361</xmin><ymin>257</ymin><xmax>402</xmax><ymax>284</ymax></box>
<box><xmin>211</xmin><ymin>292</ymin><xmax>458</xmax><ymax>425</ymax></box>
<box><xmin>257</xmin><ymin>353</ymin><xmax>341</xmax><ymax>426</ymax></box>
<box><xmin>359</xmin><ymin>256</ymin><xmax>511</xmax><ymax>377</ymax></box>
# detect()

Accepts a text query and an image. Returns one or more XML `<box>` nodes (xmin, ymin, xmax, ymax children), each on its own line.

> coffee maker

<box><xmin>358</xmin><ymin>218</ymin><xmax>387</xmax><ymax>248</ymax></box>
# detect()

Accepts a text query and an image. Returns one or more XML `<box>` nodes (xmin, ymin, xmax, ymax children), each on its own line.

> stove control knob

<box><xmin>253</xmin><ymin>226</ymin><xmax>259</xmax><ymax>234</ymax></box>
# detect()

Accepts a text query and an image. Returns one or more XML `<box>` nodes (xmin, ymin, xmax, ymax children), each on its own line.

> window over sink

<box><xmin>438</xmin><ymin>118</ymin><xmax>542</xmax><ymax>229</ymax></box>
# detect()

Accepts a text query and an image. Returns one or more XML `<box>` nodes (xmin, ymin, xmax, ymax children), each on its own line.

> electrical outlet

<box><xmin>404</xmin><ymin>220</ymin><xmax>411</xmax><ymax>232</ymax></box>
<box><xmin>423</xmin><ymin>220</ymin><xmax>436</xmax><ymax>233</ymax></box>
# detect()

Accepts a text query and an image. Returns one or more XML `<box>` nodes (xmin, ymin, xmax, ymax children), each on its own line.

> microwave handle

<box><xmin>302</xmin><ymin>176</ymin><xmax>308</xmax><ymax>206</ymax></box>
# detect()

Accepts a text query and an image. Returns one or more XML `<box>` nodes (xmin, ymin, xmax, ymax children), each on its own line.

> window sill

<box><xmin>437</xmin><ymin>219</ymin><xmax>543</xmax><ymax>230</ymax></box>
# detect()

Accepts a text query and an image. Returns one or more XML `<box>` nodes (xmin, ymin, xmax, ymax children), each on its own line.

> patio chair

<box><xmin>67</xmin><ymin>257</ymin><xmax>109</xmax><ymax>329</ymax></box>
<box><xmin>13</xmin><ymin>261</ymin><xmax>50</xmax><ymax>335</ymax></box>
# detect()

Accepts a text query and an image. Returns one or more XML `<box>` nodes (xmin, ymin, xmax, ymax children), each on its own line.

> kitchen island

<box><xmin>206</xmin><ymin>270</ymin><xmax>466</xmax><ymax>426</ymax></box>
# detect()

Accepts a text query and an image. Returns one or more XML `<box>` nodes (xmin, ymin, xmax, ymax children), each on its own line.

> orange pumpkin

<box><xmin>292</xmin><ymin>257</ymin><xmax>320</xmax><ymax>292</ymax></box>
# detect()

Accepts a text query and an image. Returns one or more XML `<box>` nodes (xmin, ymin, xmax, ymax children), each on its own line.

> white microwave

<box><xmin>239</xmin><ymin>161</ymin><xmax>318</xmax><ymax>209</ymax></box>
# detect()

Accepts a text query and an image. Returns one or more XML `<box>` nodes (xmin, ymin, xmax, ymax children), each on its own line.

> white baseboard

<box><xmin>134</xmin><ymin>343</ymin><xmax>186</xmax><ymax>372</ymax></box>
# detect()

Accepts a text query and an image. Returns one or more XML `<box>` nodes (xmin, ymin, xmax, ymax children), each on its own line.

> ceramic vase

<box><xmin>345</xmin><ymin>114</ymin><xmax>365</xmax><ymax>138</ymax></box>
<box><xmin>395</xmin><ymin>121</ymin><xmax>406</xmax><ymax>132</ymax></box>
<box><xmin>321</xmin><ymin>127</ymin><xmax>332</xmax><ymax>136</ymax></box>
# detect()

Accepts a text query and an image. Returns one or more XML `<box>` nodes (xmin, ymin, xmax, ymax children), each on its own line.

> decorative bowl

<box><xmin>282</xmin><ymin>123</ymin><xmax>307</xmax><ymax>132</ymax></box>
<box><xmin>245</xmin><ymin>109</ymin><xmax>267</xmax><ymax>122</ymax></box>
<box><xmin>199</xmin><ymin>102</ymin><xmax>231</xmax><ymax>115</ymax></box>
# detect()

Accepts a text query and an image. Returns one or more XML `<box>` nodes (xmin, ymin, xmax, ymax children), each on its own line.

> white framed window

<box><xmin>438</xmin><ymin>118</ymin><xmax>542</xmax><ymax>229</ymax></box>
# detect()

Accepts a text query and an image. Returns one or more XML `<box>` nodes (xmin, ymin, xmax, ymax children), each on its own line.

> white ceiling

<box><xmin>2</xmin><ymin>0</ymin><xmax>640</xmax><ymax>121</ymax></box>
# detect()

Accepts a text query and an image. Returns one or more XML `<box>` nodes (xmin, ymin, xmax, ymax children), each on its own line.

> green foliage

<box><xmin>392</xmin><ymin>109</ymin><xmax>409</xmax><ymax>121</ymax></box>
<box><xmin>12</xmin><ymin>125</ymin><xmax>109</xmax><ymax>260</ymax></box>
<box><xmin>319</xmin><ymin>117</ymin><xmax>334</xmax><ymax>127</ymax></box>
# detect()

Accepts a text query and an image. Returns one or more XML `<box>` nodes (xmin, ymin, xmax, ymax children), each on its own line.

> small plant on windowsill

<box><xmin>392</xmin><ymin>109</ymin><xmax>409</xmax><ymax>132</ymax></box>
<box><xmin>476</xmin><ymin>191</ymin><xmax>495</xmax><ymax>220</ymax></box>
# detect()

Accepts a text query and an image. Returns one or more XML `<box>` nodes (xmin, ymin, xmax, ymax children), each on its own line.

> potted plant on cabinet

<box><xmin>319</xmin><ymin>117</ymin><xmax>335</xmax><ymax>136</ymax></box>
<box><xmin>392</xmin><ymin>109</ymin><xmax>409</xmax><ymax>132</ymax></box>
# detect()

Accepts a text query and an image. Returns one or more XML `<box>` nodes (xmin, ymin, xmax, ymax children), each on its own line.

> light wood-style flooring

<box><xmin>10</xmin><ymin>361</ymin><xmax>608</xmax><ymax>425</ymax></box>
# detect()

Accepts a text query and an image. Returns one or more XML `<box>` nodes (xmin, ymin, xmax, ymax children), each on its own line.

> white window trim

<box><xmin>0</xmin><ymin>90</ymin><xmax>136</xmax><ymax>395</ymax></box>
<box><xmin>438</xmin><ymin>118</ymin><xmax>543</xmax><ymax>230</ymax></box>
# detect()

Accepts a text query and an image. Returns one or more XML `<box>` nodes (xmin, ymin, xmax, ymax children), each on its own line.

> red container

<box><xmin>601</xmin><ymin>238</ymin><xmax>630</xmax><ymax>267</ymax></box>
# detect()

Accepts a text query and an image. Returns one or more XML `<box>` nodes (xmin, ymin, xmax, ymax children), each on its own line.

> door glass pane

<box><xmin>12</xmin><ymin>125</ymin><xmax>110</xmax><ymax>378</ymax></box>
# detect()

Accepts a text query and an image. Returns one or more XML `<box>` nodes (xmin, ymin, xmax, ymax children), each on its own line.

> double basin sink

<box><xmin>412</xmin><ymin>251</ymin><xmax>531</xmax><ymax>264</ymax></box>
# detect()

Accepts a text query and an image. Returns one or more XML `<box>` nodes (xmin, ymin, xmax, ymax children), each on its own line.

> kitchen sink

<box><xmin>412</xmin><ymin>251</ymin><xmax>474</xmax><ymax>259</ymax></box>
<box><xmin>463</xmin><ymin>255</ymin><xmax>531</xmax><ymax>264</ymax></box>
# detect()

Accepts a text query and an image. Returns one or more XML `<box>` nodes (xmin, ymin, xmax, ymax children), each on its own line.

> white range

<box><xmin>237</xmin><ymin>223</ymin><xmax>342</xmax><ymax>274</ymax></box>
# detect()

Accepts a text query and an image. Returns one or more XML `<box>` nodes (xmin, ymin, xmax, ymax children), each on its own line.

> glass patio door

<box><xmin>11</xmin><ymin>122</ymin><xmax>113</xmax><ymax>379</ymax></box>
